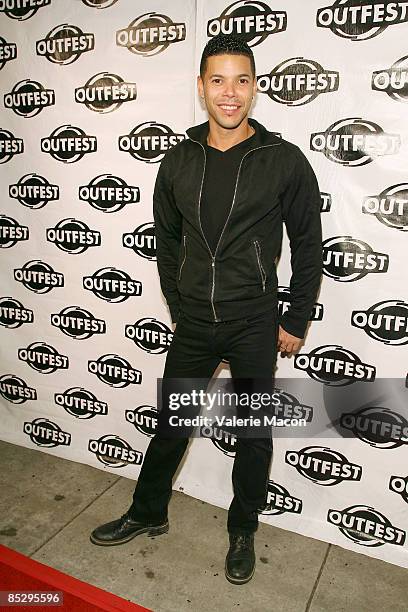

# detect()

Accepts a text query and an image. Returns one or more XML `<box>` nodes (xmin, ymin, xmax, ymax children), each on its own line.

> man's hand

<box><xmin>277</xmin><ymin>325</ymin><xmax>303</xmax><ymax>357</ymax></box>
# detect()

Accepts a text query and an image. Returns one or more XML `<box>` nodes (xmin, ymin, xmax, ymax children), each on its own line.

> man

<box><xmin>90</xmin><ymin>35</ymin><xmax>322</xmax><ymax>585</ymax></box>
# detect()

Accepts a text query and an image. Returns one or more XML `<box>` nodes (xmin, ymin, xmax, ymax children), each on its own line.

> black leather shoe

<box><xmin>225</xmin><ymin>532</ymin><xmax>256</xmax><ymax>584</ymax></box>
<box><xmin>90</xmin><ymin>512</ymin><xmax>169</xmax><ymax>546</ymax></box>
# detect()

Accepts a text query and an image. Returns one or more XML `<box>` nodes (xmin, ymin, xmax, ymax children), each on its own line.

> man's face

<box><xmin>198</xmin><ymin>53</ymin><xmax>257</xmax><ymax>131</ymax></box>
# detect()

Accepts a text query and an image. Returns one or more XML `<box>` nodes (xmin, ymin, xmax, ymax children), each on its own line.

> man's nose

<box><xmin>223</xmin><ymin>81</ymin><xmax>237</xmax><ymax>97</ymax></box>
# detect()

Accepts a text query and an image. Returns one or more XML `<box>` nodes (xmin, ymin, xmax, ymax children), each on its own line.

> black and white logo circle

<box><xmin>14</xmin><ymin>260</ymin><xmax>64</xmax><ymax>293</ymax></box>
<box><xmin>310</xmin><ymin>118</ymin><xmax>401</xmax><ymax>165</ymax></box>
<box><xmin>278</xmin><ymin>286</ymin><xmax>323</xmax><ymax>322</ymax></box>
<box><xmin>322</xmin><ymin>236</ymin><xmax>389</xmax><ymax>281</ymax></box>
<box><xmin>0</xmin><ymin>374</ymin><xmax>37</xmax><ymax>403</ymax></box>
<box><xmin>75</xmin><ymin>72</ymin><xmax>137</xmax><ymax>113</ymax></box>
<box><xmin>363</xmin><ymin>183</ymin><xmax>408</xmax><ymax>231</ymax></box>
<box><xmin>51</xmin><ymin>306</ymin><xmax>106</xmax><ymax>340</ymax></box>
<box><xmin>327</xmin><ymin>505</ymin><xmax>406</xmax><ymax>547</ymax></box>
<box><xmin>207</xmin><ymin>1</ymin><xmax>287</xmax><ymax>46</ymax></box>
<box><xmin>125</xmin><ymin>318</ymin><xmax>173</xmax><ymax>354</ymax></box>
<box><xmin>389</xmin><ymin>475</ymin><xmax>408</xmax><ymax>504</ymax></box>
<box><xmin>24</xmin><ymin>418</ymin><xmax>71</xmax><ymax>448</ymax></box>
<box><xmin>285</xmin><ymin>446</ymin><xmax>362</xmax><ymax>485</ymax></box>
<box><xmin>352</xmin><ymin>300</ymin><xmax>408</xmax><ymax>345</ymax></box>
<box><xmin>0</xmin><ymin>128</ymin><xmax>24</xmax><ymax>163</ymax></box>
<box><xmin>317</xmin><ymin>1</ymin><xmax>408</xmax><ymax>41</ymax></box>
<box><xmin>83</xmin><ymin>267</ymin><xmax>142</xmax><ymax>302</ymax></box>
<box><xmin>46</xmin><ymin>219</ymin><xmax>101</xmax><ymax>254</ymax></box>
<box><xmin>321</xmin><ymin>192</ymin><xmax>332</xmax><ymax>212</ymax></box>
<box><xmin>36</xmin><ymin>24</ymin><xmax>94</xmax><ymax>65</ymax></box>
<box><xmin>126</xmin><ymin>405</ymin><xmax>158</xmax><ymax>437</ymax></box>
<box><xmin>0</xmin><ymin>215</ymin><xmax>29</xmax><ymax>248</ymax></box>
<box><xmin>55</xmin><ymin>387</ymin><xmax>108</xmax><ymax>419</ymax></box>
<box><xmin>123</xmin><ymin>222</ymin><xmax>156</xmax><ymax>259</ymax></box>
<box><xmin>41</xmin><ymin>125</ymin><xmax>97</xmax><ymax>163</ymax></box>
<box><xmin>295</xmin><ymin>345</ymin><xmax>376</xmax><ymax>386</ymax></box>
<box><xmin>273</xmin><ymin>388</ymin><xmax>314</xmax><ymax>423</ymax></box>
<box><xmin>82</xmin><ymin>0</ymin><xmax>119</xmax><ymax>8</ymax></box>
<box><xmin>257</xmin><ymin>58</ymin><xmax>339</xmax><ymax>106</ymax></box>
<box><xmin>79</xmin><ymin>174</ymin><xmax>140</xmax><ymax>213</ymax></box>
<box><xmin>9</xmin><ymin>173</ymin><xmax>59</xmax><ymax>209</ymax></box>
<box><xmin>341</xmin><ymin>407</ymin><xmax>408</xmax><ymax>449</ymax></box>
<box><xmin>18</xmin><ymin>342</ymin><xmax>69</xmax><ymax>374</ymax></box>
<box><xmin>0</xmin><ymin>297</ymin><xmax>33</xmax><ymax>328</ymax></box>
<box><xmin>119</xmin><ymin>121</ymin><xmax>185</xmax><ymax>163</ymax></box>
<box><xmin>1</xmin><ymin>0</ymin><xmax>50</xmax><ymax>21</ymax></box>
<box><xmin>4</xmin><ymin>79</ymin><xmax>55</xmax><ymax>117</ymax></box>
<box><xmin>116</xmin><ymin>13</ymin><xmax>186</xmax><ymax>56</ymax></box>
<box><xmin>0</xmin><ymin>37</ymin><xmax>17</xmax><ymax>70</ymax></box>
<box><xmin>260</xmin><ymin>480</ymin><xmax>302</xmax><ymax>515</ymax></box>
<box><xmin>89</xmin><ymin>435</ymin><xmax>143</xmax><ymax>467</ymax></box>
<box><xmin>372</xmin><ymin>55</ymin><xmax>408</xmax><ymax>103</ymax></box>
<box><xmin>200</xmin><ymin>424</ymin><xmax>237</xmax><ymax>457</ymax></box>
<box><xmin>88</xmin><ymin>354</ymin><xmax>142</xmax><ymax>387</ymax></box>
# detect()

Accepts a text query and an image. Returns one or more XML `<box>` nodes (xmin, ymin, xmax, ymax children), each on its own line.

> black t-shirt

<box><xmin>200</xmin><ymin>130</ymin><xmax>256</xmax><ymax>255</ymax></box>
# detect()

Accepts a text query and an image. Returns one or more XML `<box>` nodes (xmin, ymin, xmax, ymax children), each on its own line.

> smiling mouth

<box><xmin>219</xmin><ymin>104</ymin><xmax>240</xmax><ymax>111</ymax></box>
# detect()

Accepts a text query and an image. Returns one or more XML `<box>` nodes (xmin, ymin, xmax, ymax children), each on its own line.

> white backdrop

<box><xmin>1</xmin><ymin>0</ymin><xmax>407</xmax><ymax>569</ymax></box>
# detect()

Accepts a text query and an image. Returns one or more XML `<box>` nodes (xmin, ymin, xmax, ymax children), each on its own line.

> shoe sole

<box><xmin>224</xmin><ymin>560</ymin><xmax>256</xmax><ymax>585</ymax></box>
<box><xmin>89</xmin><ymin>522</ymin><xmax>169</xmax><ymax>546</ymax></box>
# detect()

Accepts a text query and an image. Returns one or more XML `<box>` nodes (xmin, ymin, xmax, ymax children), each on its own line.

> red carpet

<box><xmin>0</xmin><ymin>544</ymin><xmax>151</xmax><ymax>611</ymax></box>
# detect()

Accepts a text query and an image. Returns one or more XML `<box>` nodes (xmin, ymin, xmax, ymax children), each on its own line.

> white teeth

<box><xmin>220</xmin><ymin>105</ymin><xmax>238</xmax><ymax>110</ymax></box>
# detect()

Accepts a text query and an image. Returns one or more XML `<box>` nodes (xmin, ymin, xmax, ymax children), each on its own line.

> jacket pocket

<box><xmin>253</xmin><ymin>239</ymin><xmax>266</xmax><ymax>292</ymax></box>
<box><xmin>178</xmin><ymin>234</ymin><xmax>187</xmax><ymax>282</ymax></box>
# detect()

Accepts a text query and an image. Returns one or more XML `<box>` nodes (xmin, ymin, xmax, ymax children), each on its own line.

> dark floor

<box><xmin>1</xmin><ymin>440</ymin><xmax>408</xmax><ymax>612</ymax></box>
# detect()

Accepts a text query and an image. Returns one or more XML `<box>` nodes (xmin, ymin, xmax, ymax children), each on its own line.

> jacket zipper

<box><xmin>188</xmin><ymin>139</ymin><xmax>280</xmax><ymax>322</ymax></box>
<box><xmin>254</xmin><ymin>239</ymin><xmax>266</xmax><ymax>292</ymax></box>
<box><xmin>178</xmin><ymin>234</ymin><xmax>187</xmax><ymax>281</ymax></box>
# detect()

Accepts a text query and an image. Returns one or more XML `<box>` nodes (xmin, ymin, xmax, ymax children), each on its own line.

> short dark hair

<box><xmin>200</xmin><ymin>34</ymin><xmax>256</xmax><ymax>78</ymax></box>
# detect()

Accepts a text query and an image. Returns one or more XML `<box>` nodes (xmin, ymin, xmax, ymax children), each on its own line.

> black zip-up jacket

<box><xmin>153</xmin><ymin>117</ymin><xmax>323</xmax><ymax>339</ymax></box>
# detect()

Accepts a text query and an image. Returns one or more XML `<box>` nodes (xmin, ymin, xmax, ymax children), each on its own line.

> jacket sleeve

<box><xmin>153</xmin><ymin>152</ymin><xmax>182</xmax><ymax>324</ymax></box>
<box><xmin>279</xmin><ymin>146</ymin><xmax>323</xmax><ymax>339</ymax></box>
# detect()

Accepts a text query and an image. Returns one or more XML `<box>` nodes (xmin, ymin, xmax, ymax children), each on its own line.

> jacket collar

<box><xmin>186</xmin><ymin>117</ymin><xmax>281</xmax><ymax>148</ymax></box>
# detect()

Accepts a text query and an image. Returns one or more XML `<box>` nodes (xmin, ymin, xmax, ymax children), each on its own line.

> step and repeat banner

<box><xmin>1</xmin><ymin>0</ymin><xmax>407</xmax><ymax>568</ymax></box>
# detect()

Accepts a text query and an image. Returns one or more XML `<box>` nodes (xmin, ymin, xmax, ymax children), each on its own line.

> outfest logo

<box><xmin>0</xmin><ymin>36</ymin><xmax>17</xmax><ymax>70</ymax></box>
<box><xmin>18</xmin><ymin>342</ymin><xmax>69</xmax><ymax>374</ymax></box>
<box><xmin>123</xmin><ymin>222</ymin><xmax>156</xmax><ymax>259</ymax></box>
<box><xmin>294</xmin><ymin>345</ymin><xmax>376</xmax><ymax>386</ymax></box>
<box><xmin>260</xmin><ymin>480</ymin><xmax>302</xmax><ymax>515</ymax></box>
<box><xmin>88</xmin><ymin>435</ymin><xmax>143</xmax><ymax>467</ymax></box>
<box><xmin>363</xmin><ymin>183</ymin><xmax>408</xmax><ymax>231</ymax></box>
<box><xmin>14</xmin><ymin>260</ymin><xmax>64</xmax><ymax>293</ymax></box>
<box><xmin>0</xmin><ymin>215</ymin><xmax>29</xmax><ymax>248</ymax></box>
<box><xmin>51</xmin><ymin>306</ymin><xmax>106</xmax><ymax>340</ymax></box>
<box><xmin>285</xmin><ymin>446</ymin><xmax>362</xmax><ymax>485</ymax></box>
<box><xmin>118</xmin><ymin>122</ymin><xmax>185</xmax><ymax>163</ymax></box>
<box><xmin>372</xmin><ymin>55</ymin><xmax>408</xmax><ymax>102</ymax></box>
<box><xmin>310</xmin><ymin>118</ymin><xmax>401</xmax><ymax>166</ymax></box>
<box><xmin>82</xmin><ymin>0</ymin><xmax>119</xmax><ymax>8</ymax></box>
<box><xmin>4</xmin><ymin>79</ymin><xmax>55</xmax><ymax>117</ymax></box>
<box><xmin>41</xmin><ymin>125</ymin><xmax>97</xmax><ymax>163</ymax></box>
<box><xmin>46</xmin><ymin>218</ymin><xmax>101</xmax><ymax>254</ymax></box>
<box><xmin>125</xmin><ymin>318</ymin><xmax>173</xmax><ymax>354</ymax></box>
<box><xmin>83</xmin><ymin>267</ymin><xmax>142</xmax><ymax>302</ymax></box>
<box><xmin>341</xmin><ymin>407</ymin><xmax>408</xmax><ymax>449</ymax></box>
<box><xmin>0</xmin><ymin>0</ymin><xmax>50</xmax><ymax>21</ymax></box>
<box><xmin>88</xmin><ymin>353</ymin><xmax>142</xmax><ymax>387</ymax></box>
<box><xmin>327</xmin><ymin>505</ymin><xmax>405</xmax><ymax>547</ymax></box>
<box><xmin>0</xmin><ymin>297</ymin><xmax>33</xmax><ymax>328</ymax></box>
<box><xmin>316</xmin><ymin>1</ymin><xmax>408</xmax><ymax>41</ymax></box>
<box><xmin>116</xmin><ymin>13</ymin><xmax>186</xmax><ymax>56</ymax></box>
<box><xmin>389</xmin><ymin>475</ymin><xmax>408</xmax><ymax>504</ymax></box>
<box><xmin>126</xmin><ymin>405</ymin><xmax>158</xmax><ymax>437</ymax></box>
<box><xmin>36</xmin><ymin>24</ymin><xmax>94</xmax><ymax>65</ymax></box>
<box><xmin>278</xmin><ymin>286</ymin><xmax>323</xmax><ymax>322</ymax></box>
<box><xmin>207</xmin><ymin>1</ymin><xmax>287</xmax><ymax>46</ymax></box>
<box><xmin>55</xmin><ymin>387</ymin><xmax>108</xmax><ymax>419</ymax></box>
<box><xmin>351</xmin><ymin>300</ymin><xmax>408</xmax><ymax>345</ymax></box>
<box><xmin>79</xmin><ymin>175</ymin><xmax>140</xmax><ymax>213</ymax></box>
<box><xmin>24</xmin><ymin>418</ymin><xmax>71</xmax><ymax>448</ymax></box>
<box><xmin>0</xmin><ymin>374</ymin><xmax>37</xmax><ymax>403</ymax></box>
<box><xmin>0</xmin><ymin>128</ymin><xmax>23</xmax><ymax>163</ymax></box>
<box><xmin>75</xmin><ymin>73</ymin><xmax>137</xmax><ymax>113</ymax></box>
<box><xmin>257</xmin><ymin>58</ymin><xmax>339</xmax><ymax>106</ymax></box>
<box><xmin>10</xmin><ymin>174</ymin><xmax>59</xmax><ymax>209</ymax></box>
<box><xmin>322</xmin><ymin>237</ymin><xmax>389</xmax><ymax>282</ymax></box>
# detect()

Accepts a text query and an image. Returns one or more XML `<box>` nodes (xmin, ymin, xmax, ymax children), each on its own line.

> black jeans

<box><xmin>128</xmin><ymin>306</ymin><xmax>279</xmax><ymax>534</ymax></box>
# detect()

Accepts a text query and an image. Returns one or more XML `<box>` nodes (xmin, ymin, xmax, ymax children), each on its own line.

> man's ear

<box><xmin>197</xmin><ymin>75</ymin><xmax>204</xmax><ymax>99</ymax></box>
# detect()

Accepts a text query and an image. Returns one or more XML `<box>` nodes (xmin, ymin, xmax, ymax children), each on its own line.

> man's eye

<box><xmin>239</xmin><ymin>79</ymin><xmax>249</xmax><ymax>84</ymax></box>
<box><xmin>212</xmin><ymin>78</ymin><xmax>221</xmax><ymax>84</ymax></box>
